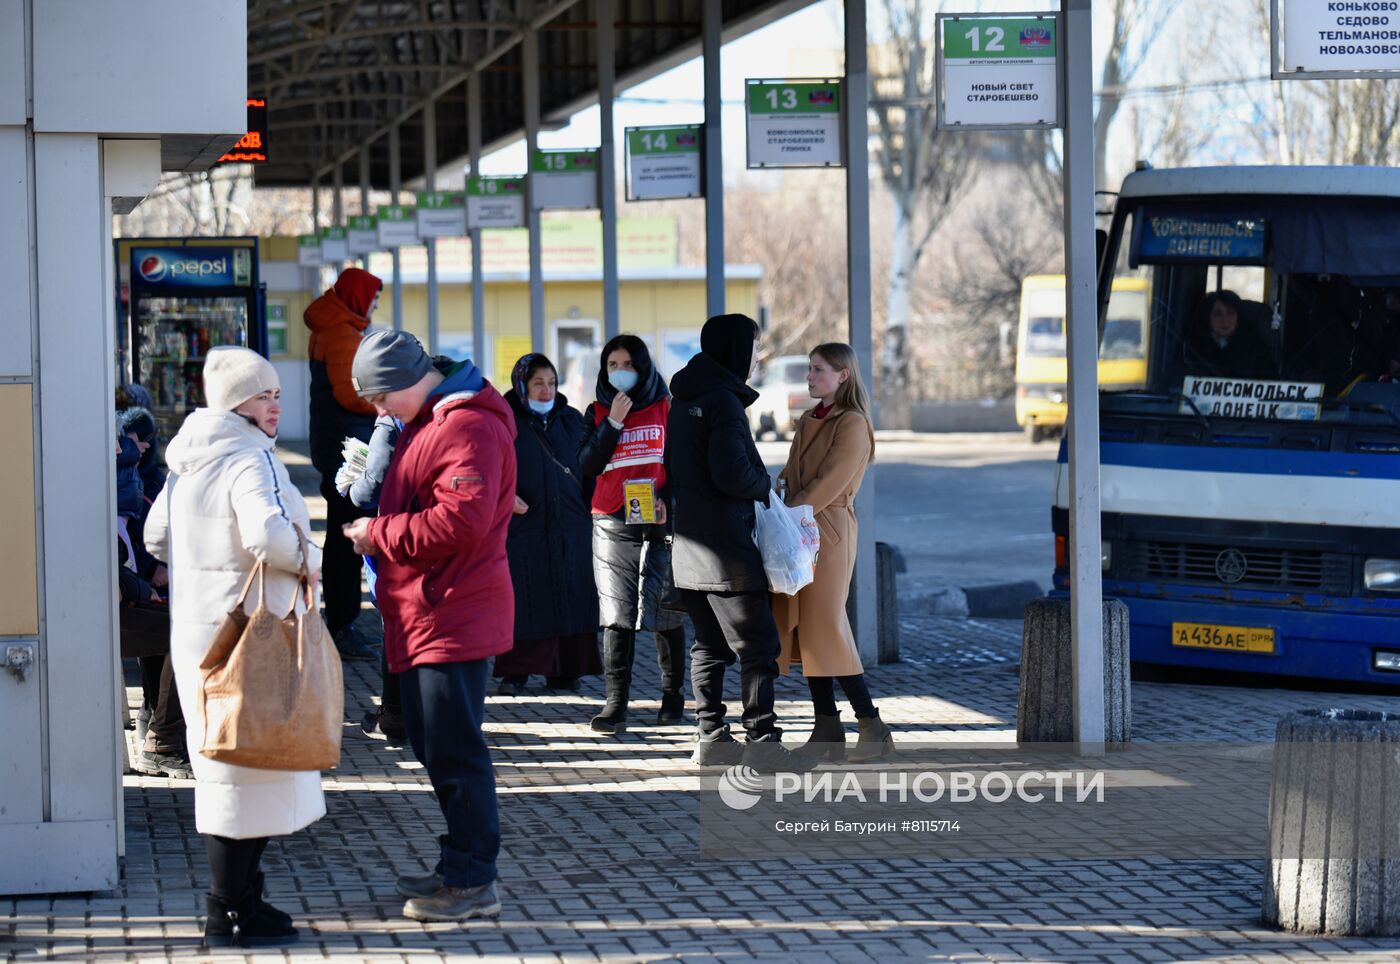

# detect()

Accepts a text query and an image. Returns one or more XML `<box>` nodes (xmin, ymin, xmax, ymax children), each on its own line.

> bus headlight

<box><xmin>1364</xmin><ymin>559</ymin><xmax>1400</xmax><ymax>592</ymax></box>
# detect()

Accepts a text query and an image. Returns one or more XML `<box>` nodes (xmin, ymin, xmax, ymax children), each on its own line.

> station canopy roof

<box><xmin>248</xmin><ymin>0</ymin><xmax>812</xmax><ymax>189</ymax></box>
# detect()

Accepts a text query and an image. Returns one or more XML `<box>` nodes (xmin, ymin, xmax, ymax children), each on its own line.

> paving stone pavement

<box><xmin>10</xmin><ymin>455</ymin><xmax>1400</xmax><ymax>961</ymax></box>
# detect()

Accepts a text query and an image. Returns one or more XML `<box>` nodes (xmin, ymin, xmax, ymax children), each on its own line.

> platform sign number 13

<box><xmin>964</xmin><ymin>25</ymin><xmax>1005</xmax><ymax>52</ymax></box>
<box><xmin>765</xmin><ymin>87</ymin><xmax>798</xmax><ymax>110</ymax></box>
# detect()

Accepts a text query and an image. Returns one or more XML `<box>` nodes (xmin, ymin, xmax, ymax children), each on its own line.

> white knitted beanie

<box><xmin>203</xmin><ymin>346</ymin><xmax>279</xmax><ymax>411</ymax></box>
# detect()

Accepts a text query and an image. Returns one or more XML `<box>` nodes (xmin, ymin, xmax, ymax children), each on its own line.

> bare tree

<box><xmin>1094</xmin><ymin>0</ymin><xmax>1184</xmax><ymax>190</ymax></box>
<box><xmin>870</xmin><ymin>0</ymin><xmax>979</xmax><ymax>427</ymax></box>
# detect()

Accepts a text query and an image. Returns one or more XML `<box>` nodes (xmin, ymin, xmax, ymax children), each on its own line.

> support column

<box><xmin>844</xmin><ymin>0</ymin><xmax>877</xmax><ymax>667</ymax></box>
<box><xmin>702</xmin><ymin>0</ymin><xmax>724</xmax><ymax>316</ymax></box>
<box><xmin>331</xmin><ymin>162</ymin><xmax>345</xmax><ymax>272</ymax></box>
<box><xmin>309</xmin><ymin>177</ymin><xmax>322</xmax><ymax>291</ymax></box>
<box><xmin>468</xmin><ymin>72</ymin><xmax>486</xmax><ymax>367</ymax></box>
<box><xmin>524</xmin><ymin>26</ymin><xmax>545</xmax><ymax>352</ymax></box>
<box><xmin>358</xmin><ymin>149</ymin><xmax>372</xmax><ymax>269</ymax></box>
<box><xmin>389</xmin><ymin>123</ymin><xmax>404</xmax><ymax>331</ymax></box>
<box><xmin>423</xmin><ymin>99</ymin><xmax>439</xmax><ymax>354</ymax></box>
<box><xmin>1062</xmin><ymin>0</ymin><xmax>1105</xmax><ymax>746</ymax></box>
<box><xmin>598</xmin><ymin>0</ymin><xmax>620</xmax><ymax>341</ymax></box>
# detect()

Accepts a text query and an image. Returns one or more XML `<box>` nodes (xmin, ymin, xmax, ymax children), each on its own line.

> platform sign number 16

<box><xmin>765</xmin><ymin>88</ymin><xmax>798</xmax><ymax>110</ymax></box>
<box><xmin>964</xmin><ymin>25</ymin><xmax>1005</xmax><ymax>52</ymax></box>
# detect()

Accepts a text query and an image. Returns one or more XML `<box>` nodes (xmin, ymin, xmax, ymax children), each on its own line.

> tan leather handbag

<box><xmin>198</xmin><ymin>526</ymin><xmax>344</xmax><ymax>771</ymax></box>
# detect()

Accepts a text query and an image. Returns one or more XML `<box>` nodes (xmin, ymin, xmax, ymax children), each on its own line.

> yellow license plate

<box><xmin>1171</xmin><ymin>622</ymin><xmax>1275</xmax><ymax>654</ymax></box>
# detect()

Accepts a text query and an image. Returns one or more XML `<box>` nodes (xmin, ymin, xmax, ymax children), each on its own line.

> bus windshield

<box><xmin>1102</xmin><ymin>195</ymin><xmax>1400</xmax><ymax>420</ymax></box>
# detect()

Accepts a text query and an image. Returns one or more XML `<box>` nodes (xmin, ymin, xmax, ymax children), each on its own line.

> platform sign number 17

<box><xmin>964</xmin><ymin>25</ymin><xmax>1006</xmax><ymax>52</ymax></box>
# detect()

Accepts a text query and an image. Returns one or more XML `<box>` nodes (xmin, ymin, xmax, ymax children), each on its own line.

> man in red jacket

<box><xmin>342</xmin><ymin>329</ymin><xmax>516</xmax><ymax>922</ymax></box>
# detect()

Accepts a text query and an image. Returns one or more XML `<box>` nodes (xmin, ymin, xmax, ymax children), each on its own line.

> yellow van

<box><xmin>1014</xmin><ymin>274</ymin><xmax>1150</xmax><ymax>442</ymax></box>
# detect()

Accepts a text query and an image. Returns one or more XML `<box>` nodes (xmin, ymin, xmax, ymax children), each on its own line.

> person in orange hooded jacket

<box><xmin>304</xmin><ymin>266</ymin><xmax>382</xmax><ymax>660</ymax></box>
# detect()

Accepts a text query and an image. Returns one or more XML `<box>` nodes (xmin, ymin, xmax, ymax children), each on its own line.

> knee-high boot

<box><xmin>591</xmin><ymin>628</ymin><xmax>634</xmax><ymax>734</ymax></box>
<box><xmin>655</xmin><ymin>627</ymin><xmax>686</xmax><ymax>724</ymax></box>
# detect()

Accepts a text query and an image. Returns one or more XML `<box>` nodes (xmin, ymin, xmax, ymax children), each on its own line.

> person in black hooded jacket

<box><xmin>577</xmin><ymin>335</ymin><xmax>688</xmax><ymax>734</ymax></box>
<box><xmin>665</xmin><ymin>314</ymin><xmax>815</xmax><ymax>776</ymax></box>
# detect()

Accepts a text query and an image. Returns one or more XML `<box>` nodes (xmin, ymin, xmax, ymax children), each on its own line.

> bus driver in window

<box><xmin>1184</xmin><ymin>289</ymin><xmax>1273</xmax><ymax>381</ymax></box>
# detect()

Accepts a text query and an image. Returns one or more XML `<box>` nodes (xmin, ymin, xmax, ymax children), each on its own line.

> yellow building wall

<box><xmin>267</xmin><ymin>272</ymin><xmax>759</xmax><ymax>377</ymax></box>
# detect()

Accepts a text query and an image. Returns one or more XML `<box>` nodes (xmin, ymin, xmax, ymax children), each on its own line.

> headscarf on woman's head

<box><xmin>511</xmin><ymin>352</ymin><xmax>557</xmax><ymax>403</ymax></box>
<box><xmin>333</xmin><ymin>266</ymin><xmax>384</xmax><ymax>318</ymax></box>
<box><xmin>595</xmin><ymin>334</ymin><xmax>669</xmax><ymax>409</ymax></box>
<box><xmin>700</xmin><ymin>313</ymin><xmax>760</xmax><ymax>381</ymax></box>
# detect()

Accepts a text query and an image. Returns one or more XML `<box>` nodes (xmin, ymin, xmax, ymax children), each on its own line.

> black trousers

<box><xmin>379</xmin><ymin>647</ymin><xmax>401</xmax><ymax>714</ymax></box>
<box><xmin>137</xmin><ymin>654</ymin><xmax>185</xmax><ymax>754</ymax></box>
<box><xmin>681</xmin><ymin>589</ymin><xmax>781</xmax><ymax>741</ymax></box>
<box><xmin>400</xmin><ymin>659</ymin><xmax>500</xmax><ymax>888</ymax></box>
<box><xmin>206</xmin><ymin>835</ymin><xmax>268</xmax><ymax>902</ymax></box>
<box><xmin>319</xmin><ymin>477</ymin><xmax>371</xmax><ymax>633</ymax></box>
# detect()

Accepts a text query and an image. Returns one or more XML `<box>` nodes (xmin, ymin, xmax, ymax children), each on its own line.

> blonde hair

<box><xmin>810</xmin><ymin>342</ymin><xmax>871</xmax><ymax>421</ymax></box>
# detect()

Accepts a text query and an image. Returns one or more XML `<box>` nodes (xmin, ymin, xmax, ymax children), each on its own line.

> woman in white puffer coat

<box><xmin>145</xmin><ymin>347</ymin><xmax>324</xmax><ymax>949</ymax></box>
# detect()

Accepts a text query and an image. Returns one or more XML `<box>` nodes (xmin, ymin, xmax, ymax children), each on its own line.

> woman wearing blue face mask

<box><xmin>577</xmin><ymin>335</ymin><xmax>687</xmax><ymax>733</ymax></box>
<box><xmin>495</xmin><ymin>353</ymin><xmax>602</xmax><ymax>696</ymax></box>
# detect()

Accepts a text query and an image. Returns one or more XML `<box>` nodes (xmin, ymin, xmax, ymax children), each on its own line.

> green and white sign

<box><xmin>346</xmin><ymin>215</ymin><xmax>379</xmax><ymax>256</ymax></box>
<box><xmin>375</xmin><ymin>204</ymin><xmax>419</xmax><ymax>248</ymax></box>
<box><xmin>1279</xmin><ymin>0</ymin><xmax>1400</xmax><ymax>77</ymax></box>
<box><xmin>531</xmin><ymin>149</ymin><xmax>600</xmax><ymax>210</ymax></box>
<box><xmin>626</xmin><ymin>126</ymin><xmax>702</xmax><ymax>201</ymax></box>
<box><xmin>415</xmin><ymin>191</ymin><xmax>467</xmax><ymax>238</ymax></box>
<box><xmin>744</xmin><ymin>79</ymin><xmax>843</xmax><ymax>168</ymax></box>
<box><xmin>938</xmin><ymin>14</ymin><xmax>1059</xmax><ymax>129</ymax></box>
<box><xmin>466</xmin><ymin>176</ymin><xmax>526</xmax><ymax>228</ymax></box>
<box><xmin>319</xmin><ymin>225</ymin><xmax>350</xmax><ymax>262</ymax></box>
<box><xmin>296</xmin><ymin>233</ymin><xmax>321</xmax><ymax>267</ymax></box>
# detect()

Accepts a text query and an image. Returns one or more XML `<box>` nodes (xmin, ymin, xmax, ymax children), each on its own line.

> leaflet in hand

<box><xmin>334</xmin><ymin>436</ymin><xmax>371</xmax><ymax>496</ymax></box>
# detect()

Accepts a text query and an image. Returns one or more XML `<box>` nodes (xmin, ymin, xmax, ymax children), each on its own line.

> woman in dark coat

<box><xmin>666</xmin><ymin>314</ymin><xmax>813</xmax><ymax>775</ymax></box>
<box><xmin>1184</xmin><ymin>289</ymin><xmax>1274</xmax><ymax>380</ymax></box>
<box><xmin>495</xmin><ymin>354</ymin><xmax>602</xmax><ymax>695</ymax></box>
<box><xmin>577</xmin><ymin>335</ymin><xmax>687</xmax><ymax>734</ymax></box>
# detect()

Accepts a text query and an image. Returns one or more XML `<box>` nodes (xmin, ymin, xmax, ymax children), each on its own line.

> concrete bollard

<box><xmin>847</xmin><ymin>542</ymin><xmax>901</xmax><ymax>665</ymax></box>
<box><xmin>1016</xmin><ymin>596</ymin><xmax>1131</xmax><ymax>743</ymax></box>
<box><xmin>1263</xmin><ymin>709</ymin><xmax>1400</xmax><ymax>936</ymax></box>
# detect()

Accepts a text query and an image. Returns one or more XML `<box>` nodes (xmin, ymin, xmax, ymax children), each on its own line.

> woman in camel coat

<box><xmin>772</xmin><ymin>342</ymin><xmax>892</xmax><ymax>763</ymax></box>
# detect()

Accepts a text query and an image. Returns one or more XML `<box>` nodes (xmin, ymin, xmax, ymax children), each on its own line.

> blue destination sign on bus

<box><xmin>1135</xmin><ymin>217</ymin><xmax>1267</xmax><ymax>264</ymax></box>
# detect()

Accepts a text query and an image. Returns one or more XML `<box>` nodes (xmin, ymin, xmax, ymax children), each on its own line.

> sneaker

<box><xmin>691</xmin><ymin>727</ymin><xmax>745</xmax><ymax>767</ymax></box>
<box><xmin>395</xmin><ymin>871</ymin><xmax>445</xmax><ymax>900</ymax></box>
<box><xmin>402</xmin><ymin>880</ymin><xmax>502</xmax><ymax>922</ymax></box>
<box><xmin>741</xmin><ymin>737</ymin><xmax>818</xmax><ymax>776</ymax></box>
<box><xmin>136</xmin><ymin>750</ymin><xmax>194</xmax><ymax>779</ymax></box>
<box><xmin>360</xmin><ymin>708</ymin><xmax>407</xmax><ymax>742</ymax></box>
<box><xmin>332</xmin><ymin>625</ymin><xmax>378</xmax><ymax>661</ymax></box>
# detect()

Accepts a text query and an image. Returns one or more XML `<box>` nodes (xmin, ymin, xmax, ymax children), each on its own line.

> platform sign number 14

<box><xmin>963</xmin><ymin>25</ymin><xmax>1006</xmax><ymax>52</ymax></box>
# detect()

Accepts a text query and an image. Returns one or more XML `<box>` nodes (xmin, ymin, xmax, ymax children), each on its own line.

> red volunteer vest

<box><xmin>589</xmin><ymin>397</ymin><xmax>669</xmax><ymax>515</ymax></box>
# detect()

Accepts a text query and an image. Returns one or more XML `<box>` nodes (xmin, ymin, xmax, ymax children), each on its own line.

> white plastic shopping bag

<box><xmin>753</xmin><ymin>490</ymin><xmax>817</xmax><ymax>595</ymax></box>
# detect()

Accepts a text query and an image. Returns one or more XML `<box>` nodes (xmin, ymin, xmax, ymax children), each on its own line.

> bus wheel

<box><xmin>1026</xmin><ymin>422</ymin><xmax>1045</xmax><ymax>444</ymax></box>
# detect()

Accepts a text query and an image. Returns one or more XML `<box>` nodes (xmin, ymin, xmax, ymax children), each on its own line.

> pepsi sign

<box><xmin>131</xmin><ymin>247</ymin><xmax>253</xmax><ymax>289</ymax></box>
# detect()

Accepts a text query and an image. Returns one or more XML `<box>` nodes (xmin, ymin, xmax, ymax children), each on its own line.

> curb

<box><xmin>904</xmin><ymin>580</ymin><xmax>1045</xmax><ymax>620</ymax></box>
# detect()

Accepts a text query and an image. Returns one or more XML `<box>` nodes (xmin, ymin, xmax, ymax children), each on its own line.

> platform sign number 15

<box><xmin>963</xmin><ymin>25</ymin><xmax>1005</xmax><ymax>52</ymax></box>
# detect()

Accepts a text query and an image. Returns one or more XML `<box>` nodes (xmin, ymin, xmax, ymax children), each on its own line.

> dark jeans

<box><xmin>681</xmin><ymin>589</ymin><xmax>781</xmax><ymax>741</ymax></box>
<box><xmin>137</xmin><ymin>654</ymin><xmax>185</xmax><ymax>754</ymax></box>
<box><xmin>400</xmin><ymin>659</ymin><xmax>499</xmax><ymax>888</ymax></box>
<box><xmin>379</xmin><ymin>647</ymin><xmax>401</xmax><ymax>714</ymax></box>
<box><xmin>808</xmin><ymin>674</ymin><xmax>877</xmax><ymax>719</ymax></box>
<box><xmin>319</xmin><ymin>477</ymin><xmax>370</xmax><ymax>634</ymax></box>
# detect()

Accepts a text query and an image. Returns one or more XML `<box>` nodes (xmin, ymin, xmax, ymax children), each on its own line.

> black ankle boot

<box><xmin>203</xmin><ymin>893</ymin><xmax>298</xmax><ymax>948</ymax></box>
<box><xmin>655</xmin><ymin>629</ymin><xmax>686</xmax><ymax>724</ymax></box>
<box><xmin>250</xmin><ymin>871</ymin><xmax>294</xmax><ymax>928</ymax></box>
<box><xmin>591</xmin><ymin>629</ymin><xmax>633</xmax><ymax>734</ymax></box>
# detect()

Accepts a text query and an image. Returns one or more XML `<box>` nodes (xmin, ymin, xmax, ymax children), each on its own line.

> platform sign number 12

<box><xmin>963</xmin><ymin>24</ymin><xmax>1005</xmax><ymax>52</ymax></box>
